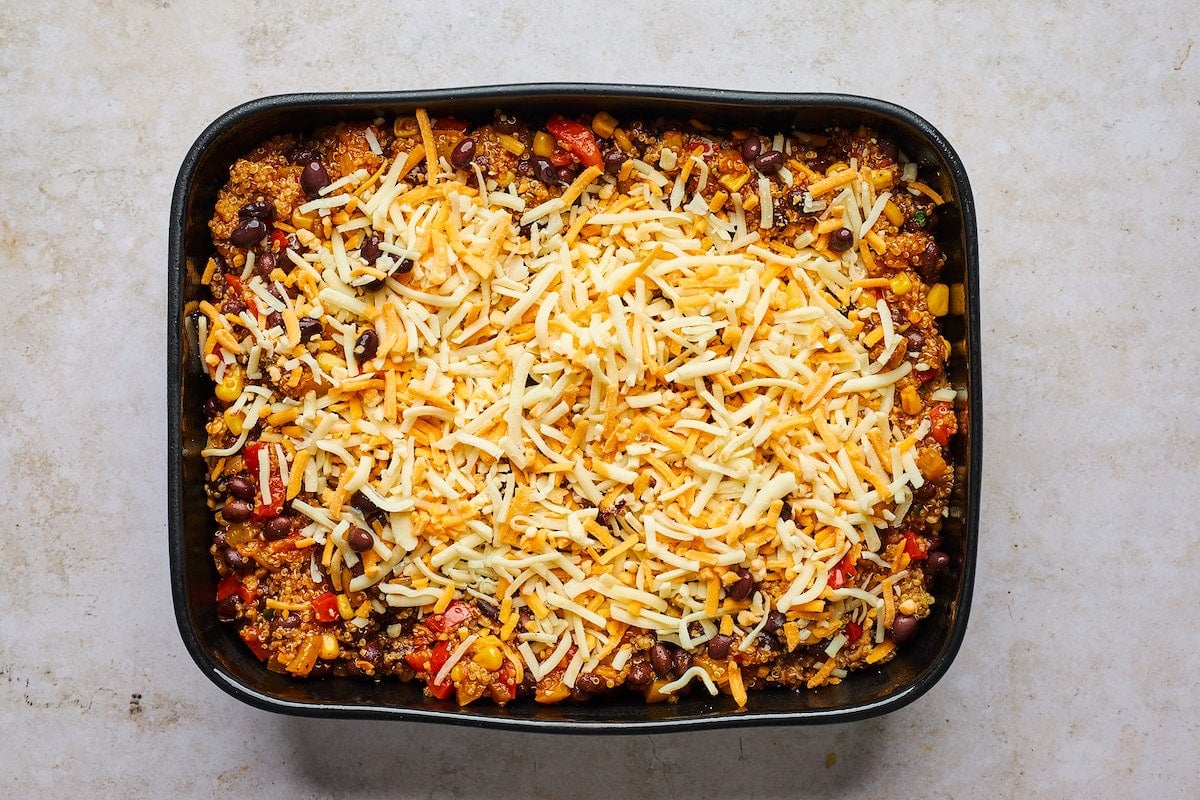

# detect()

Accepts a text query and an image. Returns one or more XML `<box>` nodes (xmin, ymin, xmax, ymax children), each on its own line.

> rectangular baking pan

<box><xmin>168</xmin><ymin>84</ymin><xmax>980</xmax><ymax>732</ymax></box>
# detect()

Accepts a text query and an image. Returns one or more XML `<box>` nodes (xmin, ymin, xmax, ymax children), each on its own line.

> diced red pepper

<box><xmin>424</xmin><ymin>600</ymin><xmax>472</xmax><ymax>634</ymax></box>
<box><xmin>545</xmin><ymin>115</ymin><xmax>603</xmax><ymax>168</ymax></box>
<box><xmin>311</xmin><ymin>591</ymin><xmax>340</xmax><ymax>623</ymax></box>
<box><xmin>828</xmin><ymin>553</ymin><xmax>858</xmax><ymax>589</ymax></box>
<box><xmin>904</xmin><ymin>532</ymin><xmax>928</xmax><ymax>561</ymax></box>
<box><xmin>240</xmin><ymin>628</ymin><xmax>270</xmax><ymax>661</ymax></box>
<box><xmin>496</xmin><ymin>660</ymin><xmax>518</xmax><ymax>701</ymax></box>
<box><xmin>405</xmin><ymin>641</ymin><xmax>456</xmax><ymax>699</ymax></box>
<box><xmin>427</xmin><ymin>640</ymin><xmax>455</xmax><ymax>699</ymax></box>
<box><xmin>242</xmin><ymin>442</ymin><xmax>285</xmax><ymax>520</ymax></box>
<box><xmin>928</xmin><ymin>402</ymin><xmax>956</xmax><ymax>446</ymax></box>
<box><xmin>846</xmin><ymin>621</ymin><xmax>863</xmax><ymax>643</ymax></box>
<box><xmin>270</xmin><ymin>229</ymin><xmax>290</xmax><ymax>253</ymax></box>
<box><xmin>828</xmin><ymin>567</ymin><xmax>846</xmax><ymax>590</ymax></box>
<box><xmin>916</xmin><ymin>365</ymin><xmax>941</xmax><ymax>384</ymax></box>
<box><xmin>217</xmin><ymin>574</ymin><xmax>253</xmax><ymax>604</ymax></box>
<box><xmin>224</xmin><ymin>274</ymin><xmax>259</xmax><ymax>316</ymax></box>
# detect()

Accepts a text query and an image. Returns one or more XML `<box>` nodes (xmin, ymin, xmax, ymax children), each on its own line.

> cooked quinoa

<box><xmin>198</xmin><ymin>108</ymin><xmax>957</xmax><ymax>706</ymax></box>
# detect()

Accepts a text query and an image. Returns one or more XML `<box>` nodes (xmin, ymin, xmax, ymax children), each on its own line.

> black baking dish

<box><xmin>168</xmin><ymin>84</ymin><xmax>980</xmax><ymax>732</ymax></box>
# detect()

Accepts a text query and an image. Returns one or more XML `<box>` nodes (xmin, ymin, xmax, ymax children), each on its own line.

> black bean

<box><xmin>569</xmin><ymin>683</ymin><xmax>590</xmax><ymax>702</ymax></box>
<box><xmin>574</xmin><ymin>672</ymin><xmax>605</xmax><ymax>695</ymax></box>
<box><xmin>779</xmin><ymin>502</ymin><xmax>793</xmax><ymax>522</ymax></box>
<box><xmin>300</xmin><ymin>160</ymin><xmax>330</xmax><ymax>197</ymax></box>
<box><xmin>913</xmin><ymin>241</ymin><xmax>943</xmax><ymax>282</ymax></box>
<box><xmin>238</xmin><ymin>201</ymin><xmax>274</xmax><ymax>223</ymax></box>
<box><xmin>290</xmin><ymin>148</ymin><xmax>318</xmax><ymax>166</ymax></box>
<box><xmin>395</xmin><ymin>258</ymin><xmax>414</xmax><ymax>275</ymax></box>
<box><xmin>221</xmin><ymin>295</ymin><xmax>246</xmax><ymax>315</ymax></box>
<box><xmin>556</xmin><ymin>165</ymin><xmax>577</xmax><ymax>184</ymax></box>
<box><xmin>255</xmin><ymin>250</ymin><xmax>276</xmax><ymax>280</ymax></box>
<box><xmin>626</xmin><ymin>661</ymin><xmax>653</xmax><ymax>688</ymax></box>
<box><xmin>707</xmin><ymin>633</ymin><xmax>734</xmax><ymax>660</ymax></box>
<box><xmin>227</xmin><ymin>476</ymin><xmax>256</xmax><ymax>501</ymax></box>
<box><xmin>728</xmin><ymin>567</ymin><xmax>754</xmax><ymax>601</ymax></box>
<box><xmin>649</xmin><ymin>643</ymin><xmax>672</xmax><ymax>678</ymax></box>
<box><xmin>671</xmin><ymin>646</ymin><xmax>692</xmax><ymax>677</ymax></box>
<box><xmin>450</xmin><ymin>137</ymin><xmax>477</xmax><ymax>169</ymax></box>
<box><xmin>263</xmin><ymin>515</ymin><xmax>291</xmax><ymax>541</ymax></box>
<box><xmin>829</xmin><ymin>227</ymin><xmax>854</xmax><ymax>252</ymax></box>
<box><xmin>477</xmin><ymin>599</ymin><xmax>501</xmax><ymax>623</ymax></box>
<box><xmin>891</xmin><ymin>614</ymin><xmax>919</xmax><ymax>644</ymax></box>
<box><xmin>741</xmin><ymin>136</ymin><xmax>762</xmax><ymax>161</ymax></box>
<box><xmin>222</xmin><ymin>499</ymin><xmax>252</xmax><ymax>523</ymax></box>
<box><xmin>360</xmin><ymin>640</ymin><xmax>383</xmax><ymax>668</ymax></box>
<box><xmin>354</xmin><ymin>329</ymin><xmax>379</xmax><ymax>361</ymax></box>
<box><xmin>903</xmin><ymin>328</ymin><xmax>926</xmax><ymax>355</ymax></box>
<box><xmin>926</xmin><ymin>551</ymin><xmax>951</xmax><ymax>575</ymax></box>
<box><xmin>266</xmin><ymin>311</ymin><xmax>283</xmax><ymax>331</ymax></box>
<box><xmin>276</xmin><ymin>612</ymin><xmax>302</xmax><ymax>629</ymax></box>
<box><xmin>756</xmin><ymin>631</ymin><xmax>780</xmax><ymax>651</ymax></box>
<box><xmin>763</xmin><ymin>610</ymin><xmax>786</xmax><ymax>634</ymax></box>
<box><xmin>225</xmin><ymin>547</ymin><xmax>253</xmax><ymax>573</ymax></box>
<box><xmin>531</xmin><ymin>155</ymin><xmax>556</xmax><ymax>184</ymax></box>
<box><xmin>350</xmin><ymin>491</ymin><xmax>385</xmax><ymax>522</ymax></box>
<box><xmin>216</xmin><ymin>595</ymin><xmax>240</xmax><ymax>622</ymax></box>
<box><xmin>753</xmin><ymin>150</ymin><xmax>785</xmax><ymax>174</ymax></box>
<box><xmin>603</xmin><ymin>149</ymin><xmax>627</xmax><ymax>175</ymax></box>
<box><xmin>360</xmin><ymin>234</ymin><xmax>383</xmax><ymax>265</ymax></box>
<box><xmin>347</xmin><ymin>528</ymin><xmax>374</xmax><ymax>552</ymax></box>
<box><xmin>230</xmin><ymin>217</ymin><xmax>268</xmax><ymax>248</ymax></box>
<box><xmin>297</xmin><ymin>316</ymin><xmax>322</xmax><ymax>341</ymax></box>
<box><xmin>204</xmin><ymin>396</ymin><xmax>221</xmax><ymax>416</ymax></box>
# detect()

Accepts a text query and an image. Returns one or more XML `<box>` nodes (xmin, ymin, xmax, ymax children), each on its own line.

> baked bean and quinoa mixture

<box><xmin>198</xmin><ymin>107</ymin><xmax>958</xmax><ymax>707</ymax></box>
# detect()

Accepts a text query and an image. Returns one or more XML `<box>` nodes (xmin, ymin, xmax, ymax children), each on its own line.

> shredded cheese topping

<box><xmin>204</xmin><ymin>116</ymin><xmax>944</xmax><ymax>690</ymax></box>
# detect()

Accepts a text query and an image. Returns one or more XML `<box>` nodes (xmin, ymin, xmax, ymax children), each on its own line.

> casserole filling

<box><xmin>198</xmin><ymin>108</ymin><xmax>956</xmax><ymax>706</ymax></box>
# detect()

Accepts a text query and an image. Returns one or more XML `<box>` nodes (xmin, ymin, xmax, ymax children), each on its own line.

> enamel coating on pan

<box><xmin>168</xmin><ymin>84</ymin><xmax>980</xmax><ymax>732</ymax></box>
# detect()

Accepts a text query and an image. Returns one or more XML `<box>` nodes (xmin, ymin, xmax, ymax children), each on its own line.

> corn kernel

<box><xmin>496</xmin><ymin>133</ymin><xmax>526</xmax><ymax>156</ymax></box>
<box><xmin>900</xmin><ymin>385</ymin><xmax>923</xmax><ymax>415</ymax></box>
<box><xmin>927</xmin><ymin>283</ymin><xmax>950</xmax><ymax>316</ymax></box>
<box><xmin>612</xmin><ymin>128</ymin><xmax>634</xmax><ymax>154</ymax></box>
<box><xmin>473</xmin><ymin>645</ymin><xmax>504</xmax><ymax>672</ymax></box>
<box><xmin>393</xmin><ymin>116</ymin><xmax>418</xmax><ymax>137</ymax></box>
<box><xmin>319</xmin><ymin>633</ymin><xmax>339</xmax><ymax>660</ymax></box>
<box><xmin>916</xmin><ymin>448</ymin><xmax>948</xmax><ymax>480</ymax></box>
<box><xmin>316</xmin><ymin>352</ymin><xmax>343</xmax><ymax>374</ymax></box>
<box><xmin>591</xmin><ymin>111</ymin><xmax>618</xmax><ymax>139</ymax></box>
<box><xmin>336</xmin><ymin>594</ymin><xmax>354</xmax><ymax>620</ymax></box>
<box><xmin>869</xmin><ymin>168</ymin><xmax>895</xmax><ymax>189</ymax></box>
<box><xmin>882</xmin><ymin>199</ymin><xmax>905</xmax><ymax>227</ymax></box>
<box><xmin>532</xmin><ymin>131</ymin><xmax>555</xmax><ymax>158</ymax></box>
<box><xmin>222</xmin><ymin>409</ymin><xmax>244</xmax><ymax>436</ymax></box>
<box><xmin>719</xmin><ymin>171</ymin><xmax>750</xmax><ymax>192</ymax></box>
<box><xmin>214</xmin><ymin>366</ymin><xmax>243</xmax><ymax>402</ymax></box>
<box><xmin>889</xmin><ymin>273</ymin><xmax>913</xmax><ymax>296</ymax></box>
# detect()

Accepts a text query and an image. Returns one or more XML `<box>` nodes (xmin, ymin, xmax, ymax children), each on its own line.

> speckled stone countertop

<box><xmin>1</xmin><ymin>2</ymin><xmax>1197</xmax><ymax>797</ymax></box>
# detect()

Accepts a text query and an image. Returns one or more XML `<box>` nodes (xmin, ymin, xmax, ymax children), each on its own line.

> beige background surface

<box><xmin>1</xmin><ymin>1</ymin><xmax>1197</xmax><ymax>797</ymax></box>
